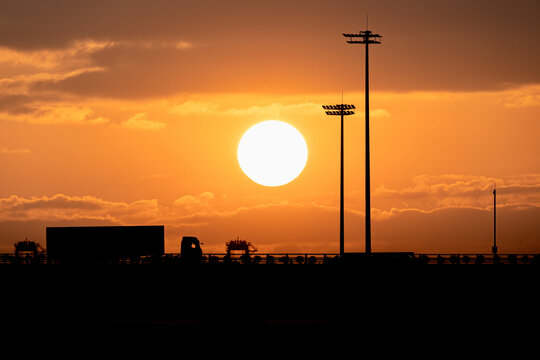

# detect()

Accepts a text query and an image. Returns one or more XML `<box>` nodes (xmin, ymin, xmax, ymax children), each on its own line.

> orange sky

<box><xmin>1</xmin><ymin>0</ymin><xmax>539</xmax><ymax>254</ymax></box>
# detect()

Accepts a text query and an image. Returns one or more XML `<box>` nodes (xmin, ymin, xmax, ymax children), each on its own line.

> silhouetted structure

<box><xmin>322</xmin><ymin>104</ymin><xmax>355</xmax><ymax>258</ymax></box>
<box><xmin>46</xmin><ymin>226</ymin><xmax>164</xmax><ymax>263</ymax></box>
<box><xmin>226</xmin><ymin>237</ymin><xmax>257</xmax><ymax>257</ymax></box>
<box><xmin>493</xmin><ymin>186</ymin><xmax>497</xmax><ymax>255</ymax></box>
<box><xmin>342</xmin><ymin>252</ymin><xmax>416</xmax><ymax>264</ymax></box>
<box><xmin>180</xmin><ymin>236</ymin><xmax>203</xmax><ymax>264</ymax></box>
<box><xmin>343</xmin><ymin>28</ymin><xmax>382</xmax><ymax>254</ymax></box>
<box><xmin>0</xmin><ymin>225</ymin><xmax>535</xmax><ymax>266</ymax></box>
<box><xmin>14</xmin><ymin>238</ymin><xmax>43</xmax><ymax>257</ymax></box>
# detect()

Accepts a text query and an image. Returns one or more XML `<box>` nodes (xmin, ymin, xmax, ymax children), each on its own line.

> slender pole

<box><xmin>343</xmin><ymin>29</ymin><xmax>381</xmax><ymax>255</ymax></box>
<box><xmin>340</xmin><ymin>109</ymin><xmax>345</xmax><ymax>258</ymax></box>
<box><xmin>493</xmin><ymin>188</ymin><xmax>497</xmax><ymax>255</ymax></box>
<box><xmin>365</xmin><ymin>40</ymin><xmax>371</xmax><ymax>255</ymax></box>
<box><xmin>322</xmin><ymin>104</ymin><xmax>355</xmax><ymax>259</ymax></box>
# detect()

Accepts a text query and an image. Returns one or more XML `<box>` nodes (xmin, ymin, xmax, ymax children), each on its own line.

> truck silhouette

<box><xmin>180</xmin><ymin>236</ymin><xmax>203</xmax><ymax>264</ymax></box>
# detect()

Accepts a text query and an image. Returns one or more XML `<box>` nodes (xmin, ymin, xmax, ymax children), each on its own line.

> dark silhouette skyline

<box><xmin>2</xmin><ymin>222</ymin><xmax>537</xmax><ymax>265</ymax></box>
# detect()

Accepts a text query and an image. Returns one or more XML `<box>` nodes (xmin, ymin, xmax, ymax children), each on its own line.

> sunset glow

<box><xmin>0</xmin><ymin>0</ymin><xmax>539</xmax><ymax>255</ymax></box>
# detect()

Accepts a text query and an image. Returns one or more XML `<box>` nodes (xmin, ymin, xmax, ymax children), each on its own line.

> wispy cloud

<box><xmin>4</xmin><ymin>174</ymin><xmax>538</xmax><ymax>226</ymax></box>
<box><xmin>0</xmin><ymin>39</ymin><xmax>193</xmax><ymax>73</ymax></box>
<box><xmin>0</xmin><ymin>38</ymin><xmax>194</xmax><ymax>102</ymax></box>
<box><xmin>0</xmin><ymin>194</ymin><xmax>160</xmax><ymax>223</ymax></box>
<box><xmin>0</xmin><ymin>67</ymin><xmax>105</xmax><ymax>95</ymax></box>
<box><xmin>121</xmin><ymin>112</ymin><xmax>165</xmax><ymax>130</ymax></box>
<box><xmin>171</xmin><ymin>100</ymin><xmax>321</xmax><ymax>118</ymax></box>
<box><xmin>170</xmin><ymin>100</ymin><xmax>220</xmax><ymax>115</ymax></box>
<box><xmin>499</xmin><ymin>85</ymin><xmax>540</xmax><ymax>108</ymax></box>
<box><xmin>1</xmin><ymin>104</ymin><xmax>110</xmax><ymax>125</ymax></box>
<box><xmin>173</xmin><ymin>192</ymin><xmax>215</xmax><ymax>210</ymax></box>
<box><xmin>170</xmin><ymin>98</ymin><xmax>391</xmax><ymax>120</ymax></box>
<box><xmin>371</xmin><ymin>174</ymin><xmax>540</xmax><ymax>213</ymax></box>
<box><xmin>0</xmin><ymin>40</ymin><xmax>111</xmax><ymax>71</ymax></box>
<box><xmin>0</xmin><ymin>146</ymin><xmax>30</xmax><ymax>155</ymax></box>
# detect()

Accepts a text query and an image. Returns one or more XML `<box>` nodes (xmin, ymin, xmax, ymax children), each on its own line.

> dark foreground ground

<box><xmin>2</xmin><ymin>264</ymin><xmax>538</xmax><ymax>352</ymax></box>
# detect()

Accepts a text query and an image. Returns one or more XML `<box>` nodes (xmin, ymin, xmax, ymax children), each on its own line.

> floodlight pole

<box><xmin>322</xmin><ymin>104</ymin><xmax>355</xmax><ymax>258</ymax></box>
<box><xmin>343</xmin><ymin>29</ymin><xmax>382</xmax><ymax>255</ymax></box>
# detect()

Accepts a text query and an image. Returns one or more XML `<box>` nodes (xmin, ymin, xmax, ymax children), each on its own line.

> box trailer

<box><xmin>46</xmin><ymin>225</ymin><xmax>164</xmax><ymax>262</ymax></box>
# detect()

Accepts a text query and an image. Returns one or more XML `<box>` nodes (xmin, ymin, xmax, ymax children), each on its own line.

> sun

<box><xmin>237</xmin><ymin>120</ymin><xmax>308</xmax><ymax>187</ymax></box>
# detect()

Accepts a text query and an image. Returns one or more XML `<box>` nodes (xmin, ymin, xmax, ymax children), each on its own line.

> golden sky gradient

<box><xmin>1</xmin><ymin>0</ymin><xmax>539</xmax><ymax>254</ymax></box>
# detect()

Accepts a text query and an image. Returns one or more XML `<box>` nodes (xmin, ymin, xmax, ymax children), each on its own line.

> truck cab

<box><xmin>180</xmin><ymin>236</ymin><xmax>203</xmax><ymax>264</ymax></box>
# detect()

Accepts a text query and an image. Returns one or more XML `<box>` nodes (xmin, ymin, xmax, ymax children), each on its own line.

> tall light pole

<box><xmin>343</xmin><ymin>29</ymin><xmax>382</xmax><ymax>255</ymax></box>
<box><xmin>322</xmin><ymin>104</ymin><xmax>355</xmax><ymax>258</ymax></box>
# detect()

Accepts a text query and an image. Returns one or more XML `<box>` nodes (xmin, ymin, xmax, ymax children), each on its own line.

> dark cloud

<box><xmin>1</xmin><ymin>0</ymin><xmax>538</xmax><ymax>98</ymax></box>
<box><xmin>0</xmin><ymin>95</ymin><xmax>38</xmax><ymax>114</ymax></box>
<box><xmin>0</xmin><ymin>0</ymin><xmax>192</xmax><ymax>50</ymax></box>
<box><xmin>30</xmin><ymin>44</ymin><xmax>202</xmax><ymax>99</ymax></box>
<box><xmin>0</xmin><ymin>94</ymin><xmax>61</xmax><ymax>114</ymax></box>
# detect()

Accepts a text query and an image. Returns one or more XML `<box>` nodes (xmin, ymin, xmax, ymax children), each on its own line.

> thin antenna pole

<box><xmin>493</xmin><ymin>185</ymin><xmax>497</xmax><ymax>255</ymax></box>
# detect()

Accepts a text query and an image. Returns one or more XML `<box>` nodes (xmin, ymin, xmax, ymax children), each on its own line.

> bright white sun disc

<box><xmin>237</xmin><ymin>120</ymin><xmax>308</xmax><ymax>186</ymax></box>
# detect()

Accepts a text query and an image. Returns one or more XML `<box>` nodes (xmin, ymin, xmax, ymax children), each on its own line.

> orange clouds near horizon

<box><xmin>1</xmin><ymin>173</ymin><xmax>539</xmax><ymax>254</ymax></box>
